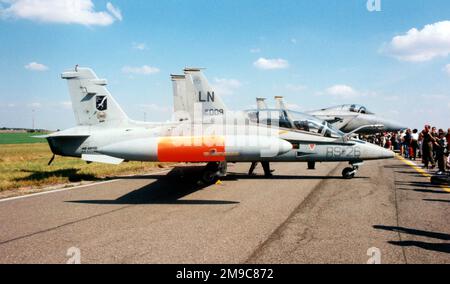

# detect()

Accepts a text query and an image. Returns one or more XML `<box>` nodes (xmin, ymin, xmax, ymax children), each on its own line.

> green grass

<box><xmin>0</xmin><ymin>132</ymin><xmax>48</xmax><ymax>144</ymax></box>
<box><xmin>0</xmin><ymin>143</ymin><xmax>165</xmax><ymax>191</ymax></box>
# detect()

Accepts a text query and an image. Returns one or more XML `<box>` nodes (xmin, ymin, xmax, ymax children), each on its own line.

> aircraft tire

<box><xmin>342</xmin><ymin>167</ymin><xmax>355</xmax><ymax>179</ymax></box>
<box><xmin>201</xmin><ymin>170</ymin><xmax>219</xmax><ymax>185</ymax></box>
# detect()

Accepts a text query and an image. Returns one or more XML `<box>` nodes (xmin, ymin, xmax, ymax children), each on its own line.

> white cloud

<box><xmin>25</xmin><ymin>62</ymin><xmax>48</xmax><ymax>71</ymax></box>
<box><xmin>325</xmin><ymin>84</ymin><xmax>360</xmax><ymax>99</ymax></box>
<box><xmin>132</xmin><ymin>42</ymin><xmax>147</xmax><ymax>51</ymax></box>
<box><xmin>383</xmin><ymin>95</ymin><xmax>400</xmax><ymax>102</ymax></box>
<box><xmin>122</xmin><ymin>65</ymin><xmax>160</xmax><ymax>75</ymax></box>
<box><xmin>444</xmin><ymin>64</ymin><xmax>450</xmax><ymax>76</ymax></box>
<box><xmin>106</xmin><ymin>2</ymin><xmax>121</xmax><ymax>21</ymax></box>
<box><xmin>60</xmin><ymin>101</ymin><xmax>72</xmax><ymax>109</ymax></box>
<box><xmin>383</xmin><ymin>21</ymin><xmax>450</xmax><ymax>62</ymax></box>
<box><xmin>421</xmin><ymin>94</ymin><xmax>449</xmax><ymax>100</ymax></box>
<box><xmin>27</xmin><ymin>102</ymin><xmax>42</xmax><ymax>108</ymax></box>
<box><xmin>250</xmin><ymin>48</ymin><xmax>261</xmax><ymax>53</ymax></box>
<box><xmin>0</xmin><ymin>0</ymin><xmax>121</xmax><ymax>26</ymax></box>
<box><xmin>212</xmin><ymin>78</ymin><xmax>242</xmax><ymax>96</ymax></box>
<box><xmin>285</xmin><ymin>84</ymin><xmax>306</xmax><ymax>93</ymax></box>
<box><xmin>254</xmin><ymin>57</ymin><xmax>289</xmax><ymax>70</ymax></box>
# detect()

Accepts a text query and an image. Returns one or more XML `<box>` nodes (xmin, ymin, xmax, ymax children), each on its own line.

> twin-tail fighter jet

<box><xmin>253</xmin><ymin>97</ymin><xmax>406</xmax><ymax>135</ymax></box>
<box><xmin>306</xmin><ymin>104</ymin><xmax>407</xmax><ymax>134</ymax></box>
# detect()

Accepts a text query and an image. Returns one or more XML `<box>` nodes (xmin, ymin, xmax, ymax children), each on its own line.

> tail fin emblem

<box><xmin>96</xmin><ymin>96</ymin><xmax>108</xmax><ymax>111</ymax></box>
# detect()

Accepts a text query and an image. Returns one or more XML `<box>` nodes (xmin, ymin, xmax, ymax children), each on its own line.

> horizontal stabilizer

<box><xmin>82</xmin><ymin>154</ymin><xmax>124</xmax><ymax>165</ymax></box>
<box><xmin>31</xmin><ymin>135</ymin><xmax>50</xmax><ymax>139</ymax></box>
<box><xmin>34</xmin><ymin>133</ymin><xmax>90</xmax><ymax>139</ymax></box>
<box><xmin>48</xmin><ymin>133</ymin><xmax>90</xmax><ymax>138</ymax></box>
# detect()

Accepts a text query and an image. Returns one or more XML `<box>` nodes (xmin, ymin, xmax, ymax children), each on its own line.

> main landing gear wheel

<box><xmin>201</xmin><ymin>161</ymin><xmax>228</xmax><ymax>185</ymax></box>
<box><xmin>202</xmin><ymin>170</ymin><xmax>219</xmax><ymax>184</ymax></box>
<box><xmin>342</xmin><ymin>167</ymin><xmax>355</xmax><ymax>179</ymax></box>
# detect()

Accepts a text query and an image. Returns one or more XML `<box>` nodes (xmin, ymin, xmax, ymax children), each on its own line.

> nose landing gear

<box><xmin>342</xmin><ymin>162</ymin><xmax>362</xmax><ymax>179</ymax></box>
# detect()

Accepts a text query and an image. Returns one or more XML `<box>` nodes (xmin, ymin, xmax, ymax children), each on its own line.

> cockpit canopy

<box><xmin>321</xmin><ymin>104</ymin><xmax>373</xmax><ymax>114</ymax></box>
<box><xmin>245</xmin><ymin>109</ymin><xmax>344</xmax><ymax>138</ymax></box>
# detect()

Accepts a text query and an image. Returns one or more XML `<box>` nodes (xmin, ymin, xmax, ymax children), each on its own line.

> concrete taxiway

<box><xmin>0</xmin><ymin>158</ymin><xmax>449</xmax><ymax>264</ymax></box>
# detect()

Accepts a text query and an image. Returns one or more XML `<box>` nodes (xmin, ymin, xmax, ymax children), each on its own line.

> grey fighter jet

<box><xmin>171</xmin><ymin>69</ymin><xmax>394</xmax><ymax>178</ymax></box>
<box><xmin>306</xmin><ymin>104</ymin><xmax>407</xmax><ymax>134</ymax></box>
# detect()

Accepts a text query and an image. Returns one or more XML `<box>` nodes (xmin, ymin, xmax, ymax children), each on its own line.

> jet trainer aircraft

<box><xmin>171</xmin><ymin>68</ymin><xmax>394</xmax><ymax>178</ymax></box>
<box><xmin>42</xmin><ymin>66</ymin><xmax>294</xmax><ymax>184</ymax></box>
<box><xmin>306</xmin><ymin>104</ymin><xmax>407</xmax><ymax>134</ymax></box>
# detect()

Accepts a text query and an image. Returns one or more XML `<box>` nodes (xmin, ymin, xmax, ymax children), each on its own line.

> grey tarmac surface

<box><xmin>0</xmin><ymin>158</ymin><xmax>449</xmax><ymax>264</ymax></box>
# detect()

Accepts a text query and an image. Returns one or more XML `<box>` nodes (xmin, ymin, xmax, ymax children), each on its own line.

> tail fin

<box><xmin>61</xmin><ymin>67</ymin><xmax>129</xmax><ymax>126</ymax></box>
<box><xmin>171</xmin><ymin>74</ymin><xmax>190</xmax><ymax>121</ymax></box>
<box><xmin>183</xmin><ymin>68</ymin><xmax>228</xmax><ymax>118</ymax></box>
<box><xmin>274</xmin><ymin>96</ymin><xmax>287</xmax><ymax>110</ymax></box>
<box><xmin>256</xmin><ymin>98</ymin><xmax>268</xmax><ymax>110</ymax></box>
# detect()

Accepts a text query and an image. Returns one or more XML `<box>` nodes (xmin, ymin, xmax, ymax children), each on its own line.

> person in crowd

<box><xmin>385</xmin><ymin>134</ymin><xmax>392</xmax><ymax>149</ymax></box>
<box><xmin>435</xmin><ymin>129</ymin><xmax>447</xmax><ymax>174</ymax></box>
<box><xmin>391</xmin><ymin>133</ymin><xmax>399</xmax><ymax>151</ymax></box>
<box><xmin>418</xmin><ymin>130</ymin><xmax>424</xmax><ymax>159</ymax></box>
<box><xmin>431</xmin><ymin>126</ymin><xmax>438</xmax><ymax>161</ymax></box>
<box><xmin>446</xmin><ymin>129</ymin><xmax>450</xmax><ymax>171</ymax></box>
<box><xmin>399</xmin><ymin>130</ymin><xmax>406</xmax><ymax>156</ymax></box>
<box><xmin>403</xmin><ymin>129</ymin><xmax>412</xmax><ymax>159</ymax></box>
<box><xmin>431</xmin><ymin>127</ymin><xmax>438</xmax><ymax>138</ymax></box>
<box><xmin>411</xmin><ymin>129</ymin><xmax>419</xmax><ymax>161</ymax></box>
<box><xmin>422</xmin><ymin>125</ymin><xmax>436</xmax><ymax>169</ymax></box>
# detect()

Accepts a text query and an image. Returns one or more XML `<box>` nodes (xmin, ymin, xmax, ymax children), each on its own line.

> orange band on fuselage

<box><xmin>157</xmin><ymin>136</ymin><xmax>226</xmax><ymax>162</ymax></box>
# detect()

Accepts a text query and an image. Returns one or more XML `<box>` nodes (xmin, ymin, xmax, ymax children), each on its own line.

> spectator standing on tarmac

<box><xmin>399</xmin><ymin>130</ymin><xmax>406</xmax><ymax>156</ymax></box>
<box><xmin>411</xmin><ymin>129</ymin><xmax>419</xmax><ymax>161</ymax></box>
<box><xmin>385</xmin><ymin>134</ymin><xmax>392</xmax><ymax>149</ymax></box>
<box><xmin>432</xmin><ymin>127</ymin><xmax>439</xmax><ymax>160</ymax></box>
<box><xmin>391</xmin><ymin>133</ymin><xmax>399</xmax><ymax>151</ymax></box>
<box><xmin>435</xmin><ymin>129</ymin><xmax>447</xmax><ymax>174</ymax></box>
<box><xmin>403</xmin><ymin>129</ymin><xmax>412</xmax><ymax>159</ymax></box>
<box><xmin>418</xmin><ymin>130</ymin><xmax>424</xmax><ymax>159</ymax></box>
<box><xmin>422</xmin><ymin>125</ymin><xmax>436</xmax><ymax>169</ymax></box>
<box><xmin>446</xmin><ymin>129</ymin><xmax>450</xmax><ymax>171</ymax></box>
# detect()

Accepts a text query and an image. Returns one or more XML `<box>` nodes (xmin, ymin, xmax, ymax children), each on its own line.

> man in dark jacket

<box><xmin>435</xmin><ymin>129</ymin><xmax>447</xmax><ymax>174</ymax></box>
<box><xmin>422</xmin><ymin>125</ymin><xmax>436</xmax><ymax>169</ymax></box>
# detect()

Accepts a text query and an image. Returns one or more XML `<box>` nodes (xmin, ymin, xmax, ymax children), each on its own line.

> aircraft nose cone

<box><xmin>360</xmin><ymin>142</ymin><xmax>394</xmax><ymax>160</ymax></box>
<box><xmin>378</xmin><ymin>117</ymin><xmax>407</xmax><ymax>132</ymax></box>
<box><xmin>380</xmin><ymin>146</ymin><xmax>395</xmax><ymax>159</ymax></box>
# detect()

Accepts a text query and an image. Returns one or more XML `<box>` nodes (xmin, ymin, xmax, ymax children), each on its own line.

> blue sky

<box><xmin>0</xmin><ymin>0</ymin><xmax>449</xmax><ymax>130</ymax></box>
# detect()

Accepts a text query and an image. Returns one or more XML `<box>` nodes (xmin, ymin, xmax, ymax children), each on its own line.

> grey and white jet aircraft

<box><xmin>41</xmin><ymin>66</ymin><xmax>297</xmax><ymax>184</ymax></box>
<box><xmin>306</xmin><ymin>104</ymin><xmax>407</xmax><ymax>134</ymax></box>
<box><xmin>171</xmin><ymin>68</ymin><xmax>394</xmax><ymax>178</ymax></box>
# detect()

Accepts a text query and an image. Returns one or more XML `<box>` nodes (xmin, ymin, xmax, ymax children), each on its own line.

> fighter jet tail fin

<box><xmin>274</xmin><ymin>96</ymin><xmax>287</xmax><ymax>110</ymax></box>
<box><xmin>183</xmin><ymin>68</ymin><xmax>228</xmax><ymax>119</ymax></box>
<box><xmin>61</xmin><ymin>66</ymin><xmax>129</xmax><ymax>126</ymax></box>
<box><xmin>171</xmin><ymin>74</ymin><xmax>190</xmax><ymax>121</ymax></box>
<box><xmin>256</xmin><ymin>98</ymin><xmax>268</xmax><ymax>110</ymax></box>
